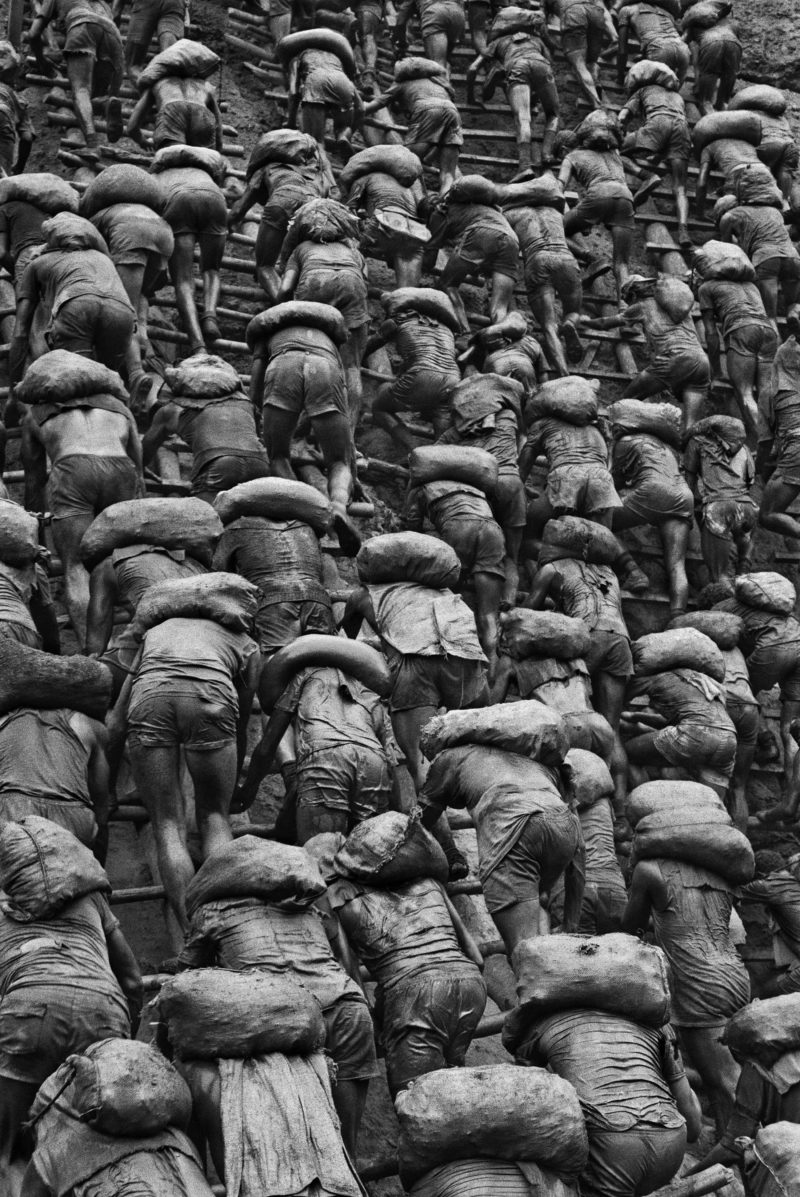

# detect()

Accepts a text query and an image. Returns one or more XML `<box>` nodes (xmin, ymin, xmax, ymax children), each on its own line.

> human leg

<box><xmin>438</xmin><ymin>145</ymin><xmax>460</xmax><ymax>194</ymax></box>
<box><xmin>50</xmin><ymin>512</ymin><xmax>94</xmax><ymax>641</ymax></box>
<box><xmin>725</xmin><ymin>344</ymin><xmax>759</xmax><ymax>437</ymax></box>
<box><xmin>169</xmin><ymin>232</ymin><xmax>204</xmax><ymax>352</ymax></box>
<box><xmin>593</xmin><ymin>670</ymin><xmax>630</xmax><ymax>827</ymax></box>
<box><xmin>669</xmin><ymin>156</ymin><xmax>690</xmax><ymax>239</ymax></box>
<box><xmin>507</xmin><ymin>82</ymin><xmax>533</xmax><ymax>173</ymax></box>
<box><xmin>610</xmin><ymin>223</ymin><xmax>633</xmax><ymax>299</ymax></box>
<box><xmin>340</xmin><ymin>326</ymin><xmax>367</xmax><ymax>426</ymax></box>
<box><xmin>198</xmin><ymin>232</ymin><xmax>225</xmax><ymax>344</ymax></box>
<box><xmin>473</xmin><ymin>569</ymin><xmax>502</xmax><ymax>682</ymax></box>
<box><xmin>700</xmin><ymin>524</ymin><xmax>735</xmax><ymax>584</ymax></box>
<box><xmin>313</xmin><ymin>411</ymin><xmax>360</xmax><ymax>553</ymax></box>
<box><xmin>490</xmin><ymin>898</ymin><xmax>542</xmax><ymax>956</ymax></box>
<box><xmin>489</xmin><ymin>270</ymin><xmax>515</xmax><ymax>324</ymax></box>
<box><xmin>262</xmin><ymin>405</ymin><xmax>298</xmax><ymax>476</ymax></box>
<box><xmin>298</xmin><ymin>101</ymin><xmax>327</xmax><ymax>144</ymax></box>
<box><xmin>758</xmin><ymin>478</ymin><xmax>800</xmax><ymax>539</ymax></box>
<box><xmin>660</xmin><ymin>518</ymin><xmax>690</xmax><ymax>617</ymax></box>
<box><xmin>529</xmin><ymin>284</ymin><xmax>570</xmax><ymax>376</ymax></box>
<box><xmin>678</xmin><ymin>1026</ymin><xmax>740</xmax><ymax>1136</ymax></box>
<box><xmin>65</xmin><ymin>53</ymin><xmax>97</xmax><ymax>145</ymax></box>
<box><xmin>185</xmin><ymin>742</ymin><xmax>237</xmax><ymax>860</ymax></box>
<box><xmin>390</xmin><ymin>703</ymin><xmax>437</xmax><ymax>791</ymax></box>
<box><xmin>423</xmin><ymin>30</ymin><xmax>449</xmax><ymax>66</ymax></box>
<box><xmin>565</xmin><ymin>47</ymin><xmax>601</xmax><ymax>108</ymax></box>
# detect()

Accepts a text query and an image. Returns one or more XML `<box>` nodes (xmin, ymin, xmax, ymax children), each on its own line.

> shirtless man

<box><xmin>26</xmin><ymin>0</ymin><xmax>123</xmax><ymax>151</ymax></box>
<box><xmin>20</xmin><ymin>364</ymin><xmax>142</xmax><ymax>638</ymax></box>
<box><xmin>619</xmin><ymin>62</ymin><xmax>691</xmax><ymax>245</ymax></box>
<box><xmin>683</xmin><ymin>7</ymin><xmax>741</xmax><ymax>114</ymax></box>
<box><xmin>365</xmin><ymin>59</ymin><xmax>463</xmax><ymax>193</ymax></box>
<box><xmin>616</xmin><ymin>0</ymin><xmax>690</xmax><ymax>84</ymax></box>
<box><xmin>126</xmin><ymin>63</ymin><xmax>224</xmax><ymax>152</ymax></box>
<box><xmin>717</xmin><ymin>193</ymin><xmax>800</xmax><ymax>323</ymax></box>
<box><xmin>394</xmin><ymin>0</ymin><xmax>465</xmax><ymax>68</ymax></box>
<box><xmin>684</xmin><ymin>416</ymin><xmax>757</xmax><ymax>584</ymax></box>
<box><xmin>10</xmin><ymin>213</ymin><xmax>136</xmax><ymax>382</ymax></box>
<box><xmin>282</xmin><ymin>32</ymin><xmax>362</xmax><ymax>157</ymax></box>
<box><xmin>113</xmin><ymin>0</ymin><xmax>185</xmax><ymax>83</ymax></box>
<box><xmin>695</xmin><ymin>135</ymin><xmax>761</xmax><ymax>220</ymax></box>
<box><xmin>0</xmin><ymin>43</ymin><xmax>34</xmax><ymax>175</ymax></box>
<box><xmin>758</xmin><ymin>335</ymin><xmax>800</xmax><ymax>540</ymax></box>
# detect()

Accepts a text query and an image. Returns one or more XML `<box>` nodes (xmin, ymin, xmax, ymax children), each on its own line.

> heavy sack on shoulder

<box><xmin>409</xmin><ymin>446</ymin><xmax>499</xmax><ymax>496</ymax></box>
<box><xmin>723</xmin><ymin>994</ymin><xmax>800</xmax><ymax>1069</ymax></box>
<box><xmin>396</xmin><ymin>1065</ymin><xmax>588</xmax><ymax>1185</ymax></box>
<box><xmin>339</xmin><ymin>145</ymin><xmax>423</xmax><ymax>192</ymax></box>
<box><xmin>356</xmin><ymin>531</ymin><xmax>461</xmax><ymax>588</ymax></box>
<box><xmin>498</xmin><ymin>608</ymin><xmax>590</xmax><ymax>661</ymax></box>
<box><xmin>733</xmin><ymin>162</ymin><xmax>784</xmax><ymax>208</ymax></box>
<box><xmin>80</xmin><ymin>498</ymin><xmax>222</xmax><ymax>571</ymax></box>
<box><xmin>79</xmin><ymin>164</ymin><xmax>165</xmax><ymax>219</ymax></box>
<box><xmin>632</xmin><ymin>807</ymin><xmax>755</xmax><ymax>885</ymax></box>
<box><xmin>259</xmin><ymin>634</ymin><xmax>391</xmax><ymax>712</ymax></box>
<box><xmin>654</xmin><ymin>275</ymin><xmax>694</xmax><ymax>322</ymax></box>
<box><xmin>669</xmin><ymin>610</ymin><xmax>743</xmax><ymax>650</ymax></box>
<box><xmin>420</xmin><ymin>701</ymin><xmax>569</xmax><ymax>764</ymax></box>
<box><xmin>394</xmin><ymin>55</ymin><xmax>448</xmax><ymax>82</ymax></box>
<box><xmin>446</xmin><ymin>174</ymin><xmax>499</xmax><ymax>207</ymax></box>
<box><xmin>566</xmin><ymin>748</ymin><xmax>613</xmax><ymax>809</ymax></box>
<box><xmin>625</xmin><ymin>59</ymin><xmax>679</xmax><ymax>92</ymax></box>
<box><xmin>490</xmin><ymin>4</ymin><xmax>545</xmax><ymax>38</ymax></box>
<box><xmin>42</xmin><ymin>211</ymin><xmax>109</xmax><ymax>254</ymax></box>
<box><xmin>409</xmin><ymin>1159</ymin><xmax>578</xmax><ymax>1197</ymax></box>
<box><xmin>633</xmin><ymin>628</ymin><xmax>725</xmax><ymax>682</ymax></box>
<box><xmin>69</xmin><ymin>1039</ymin><xmax>192</xmax><ymax>1136</ymax></box>
<box><xmin>680</xmin><ymin>0</ymin><xmax>731</xmax><ymax>29</ymax></box>
<box><xmin>158</xmin><ymin>969</ymin><xmax>326</xmax><ymax>1060</ymax></box>
<box><xmin>626</xmin><ymin>779</ymin><xmax>726</xmax><ymax>826</ymax></box>
<box><xmin>0</xmin><ymin>639</ymin><xmax>112</xmax><ymax>718</ymax></box>
<box><xmin>186</xmin><ymin>835</ymin><xmax>326</xmax><ymax>916</ymax></box>
<box><xmin>576</xmin><ymin>109</ymin><xmax>622</xmax><ymax>150</ymax></box>
<box><xmin>383</xmin><ymin>287</ymin><xmax>461</xmax><ymax>334</ymax></box>
<box><xmin>14</xmin><ymin>350</ymin><xmax>128</xmax><ymax>405</ymax></box>
<box><xmin>608</xmin><ymin>399</ymin><xmax>682</xmax><ymax>448</ymax></box>
<box><xmin>286</xmin><ymin>197</ymin><xmax>361</xmax><ymax>248</ymax></box>
<box><xmin>693</xmin><ymin>238</ymin><xmax>756</xmax><ymax>282</ymax></box>
<box><xmin>276</xmin><ymin>28</ymin><xmax>355</xmax><ymax>74</ymax></box>
<box><xmin>150</xmin><ymin>145</ymin><xmax>227</xmax><ymax>185</ymax></box>
<box><xmin>0</xmin><ymin>815</ymin><xmax>110</xmax><ymax>920</ymax></box>
<box><xmin>137</xmin><ymin>38</ymin><xmax>220</xmax><ymax>90</ymax></box>
<box><xmin>0</xmin><ymin>500</ymin><xmax>40</xmax><ymax>567</ymax></box>
<box><xmin>506</xmin><ymin>934</ymin><xmax>671</xmax><ymax>1031</ymax></box>
<box><xmin>333</xmin><ymin>812</ymin><xmax>449</xmax><ymax>886</ymax></box>
<box><xmin>729</xmin><ymin>84</ymin><xmax>788</xmax><ymax>116</ymax></box>
<box><xmin>246</xmin><ymin>300</ymin><xmax>347</xmax><ymax>349</ymax></box>
<box><xmin>215</xmin><ymin>478</ymin><xmax>332</xmax><ymax>534</ymax></box>
<box><xmin>498</xmin><ymin>172</ymin><xmax>565</xmax><ymax>211</ymax></box>
<box><xmin>542</xmin><ymin>516</ymin><xmax>620</xmax><ymax>567</ymax></box>
<box><xmin>736</xmin><ymin>571</ymin><xmax>796</xmax><ymax>616</ymax></box>
<box><xmin>247</xmin><ymin>130</ymin><xmax>319</xmax><ymax>178</ymax></box>
<box><xmin>0</xmin><ymin>173</ymin><xmax>78</xmax><ymax>215</ymax></box>
<box><xmin>529</xmin><ymin>376</ymin><xmax>599</xmax><ymax>425</ymax></box>
<box><xmin>746</xmin><ymin>1123</ymin><xmax>800</xmax><ymax>1197</ymax></box>
<box><xmin>693</xmin><ymin>109</ymin><xmax>762</xmax><ymax>152</ymax></box>
<box><xmin>132</xmin><ymin>572</ymin><xmax>259</xmax><ymax>636</ymax></box>
<box><xmin>164</xmin><ymin>353</ymin><xmax>242</xmax><ymax>399</ymax></box>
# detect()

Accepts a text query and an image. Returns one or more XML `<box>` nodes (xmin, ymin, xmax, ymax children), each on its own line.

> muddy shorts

<box><xmin>255</xmin><ymin>598</ymin><xmax>333</xmax><ymax>653</ymax></box>
<box><xmin>727</xmin><ymin>698</ymin><xmax>759</xmax><ymax>751</ymax></box>
<box><xmin>526</xmin><ymin>249</ymin><xmax>582</xmax><ymax>311</ymax></box>
<box><xmin>387</xmin><ymin>367</ymin><xmax>460</xmax><ymax>419</ymax></box>
<box><xmin>560</xmin><ymin>0</ymin><xmax>606</xmax><ymax>59</ymax></box>
<box><xmin>747</xmin><ymin>641</ymin><xmax>800</xmax><ymax>702</ymax></box>
<box><xmin>104</xmin><ymin>217</ymin><xmax>174</xmax><ymax>269</ymax></box>
<box><xmin>48</xmin><ymin>295</ymin><xmax>135</xmax><ymax>376</ymax></box>
<box><xmin>301</xmin><ymin>68</ymin><xmax>357</xmax><ymax>111</ymax></box>
<box><xmin>0</xmin><ymin>983</ymin><xmax>129</xmax><ymax>1085</ymax></box>
<box><xmin>453</xmin><ymin>223</ymin><xmax>519</xmax><ymax>280</ymax></box>
<box><xmin>580</xmin><ymin>880</ymin><xmax>629</xmax><ymax>933</ymax></box>
<box><xmin>296</xmin><ymin>742</ymin><xmax>392</xmax><ymax>828</ymax></box>
<box><xmin>263</xmin><ymin>349</ymin><xmax>347</xmax><ymax>419</ymax></box>
<box><xmin>581</xmin><ymin>1126</ymin><xmax>687</xmax><ymax>1197</ymax></box>
<box><xmin>644</xmin><ymin>36</ymin><xmax>690</xmax><ymax>77</ymax></box>
<box><xmin>64</xmin><ymin>19</ymin><xmax>124</xmax><ymax>84</ymax></box>
<box><xmin>626</xmin><ymin>113</ymin><xmax>691</xmax><ymax>162</ymax></box>
<box><xmin>385</xmin><ymin>649</ymin><xmax>489</xmax><ymax>712</ymax></box>
<box><xmin>162</xmin><ymin>187</ymin><xmax>227</xmax><ymax>238</ymax></box>
<box><xmin>504</xmin><ymin>54</ymin><xmax>558</xmax><ymax>106</ymax></box>
<box><xmin>127</xmin><ymin>687</ymin><xmax>237</xmax><ymax>751</ymax></box>
<box><xmin>647</xmin><ymin>349</ymin><xmax>710</xmax><ymax>393</ymax></box>
<box><xmin>725</xmin><ymin>322</ymin><xmax>778</xmax><ymax>362</ymax></box>
<box><xmin>621</xmin><ymin>477</ymin><xmax>694</xmax><ymax>524</ymax></box>
<box><xmin>420</xmin><ymin>0</ymin><xmax>465</xmax><ymax>45</ymax></box>
<box><xmin>569</xmin><ymin>191</ymin><xmax>635</xmax><ymax>233</ymax></box>
<box><xmin>697</xmin><ymin>36</ymin><xmax>741</xmax><ymax>77</ymax></box>
<box><xmin>703</xmin><ymin>498</ymin><xmax>757</xmax><ymax>541</ymax></box>
<box><xmin>407</xmin><ymin>101</ymin><xmax>464</xmax><ymax>147</ymax></box>
<box><xmin>482</xmin><ymin>804</ymin><xmax>581</xmax><ymax>913</ymax></box>
<box><xmin>323</xmin><ymin>994</ymin><xmax>379</xmax><ymax>1081</ymax></box>
<box><xmin>127</xmin><ymin>0</ymin><xmax>185</xmax><ymax>46</ymax></box>
<box><xmin>355</xmin><ymin>0</ymin><xmax>383</xmax><ymax>34</ymax></box>
<box><xmin>0</xmin><ymin>621</ymin><xmax>41</xmax><ymax>649</ymax></box>
<box><xmin>0</xmin><ymin>794</ymin><xmax>97</xmax><ymax>845</ymax></box>
<box><xmin>153</xmin><ymin>100</ymin><xmax>216</xmax><ymax>150</ymax></box>
<box><xmin>296</xmin><ymin>269</ymin><xmax>369</xmax><ymax>331</ymax></box>
<box><xmin>382</xmin><ymin>969</ymin><xmax>487</xmax><ymax>1093</ymax></box>
<box><xmin>0</xmin><ymin>110</ymin><xmax>16</xmax><ymax>174</ymax></box>
<box><xmin>773</xmin><ymin>436</ymin><xmax>800</xmax><ymax>487</ymax></box>
<box><xmin>48</xmin><ymin>455</ymin><xmax>138</xmax><ymax>522</ymax></box>
<box><xmin>494</xmin><ymin>473</ymin><xmax>527</xmax><ymax>529</ymax></box>
<box><xmin>191</xmin><ymin>453</ymin><xmax>270</xmax><ymax>506</ymax></box>
<box><xmin>547</xmin><ymin>463</ymin><xmax>623</xmax><ymax>517</ymax></box>
<box><xmin>584</xmin><ymin>629</ymin><xmax>634</xmax><ymax>680</ymax></box>
<box><xmin>441</xmin><ymin>515</ymin><xmax>506</xmax><ymax>579</ymax></box>
<box><xmin>756</xmin><ymin>255</ymin><xmax>800</xmax><ymax>288</ymax></box>
<box><xmin>653</xmin><ymin>721</ymin><xmax>736</xmax><ymax>787</ymax></box>
<box><xmin>563</xmin><ymin>710</ymin><xmax>615</xmax><ymax>758</ymax></box>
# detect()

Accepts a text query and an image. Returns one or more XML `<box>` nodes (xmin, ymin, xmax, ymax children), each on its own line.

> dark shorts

<box><xmin>407</xmin><ymin>101</ymin><xmax>464</xmax><ymax>148</ymax></box>
<box><xmin>0</xmin><ymin>794</ymin><xmax>96</xmax><ymax>846</ymax></box>
<box><xmin>725</xmin><ymin>322</ymin><xmax>779</xmax><ymax>362</ymax></box>
<box><xmin>127</xmin><ymin>0</ymin><xmax>184</xmax><ymax>47</ymax></box>
<box><xmin>756</xmin><ymin>255</ymin><xmax>800</xmax><ymax>286</ymax></box>
<box><xmin>453</xmin><ymin>224</ymin><xmax>519</xmax><ymax>280</ymax></box>
<box><xmin>386</xmin><ymin>649</ymin><xmax>489</xmax><ymax>712</ymax></box>
<box><xmin>322</xmin><ymin>994</ymin><xmax>379</xmax><ymax>1082</ymax></box>
<box><xmin>296</xmin><ymin>742</ymin><xmax>392</xmax><ymax>823</ymax></box>
<box><xmin>747</xmin><ymin>642</ymin><xmax>800</xmax><ymax>702</ymax></box>
<box><xmin>581</xmin><ymin>1125</ymin><xmax>687</xmax><ymax>1197</ymax></box>
<box><xmin>64</xmin><ymin>19</ymin><xmax>124</xmax><ymax>86</ymax></box>
<box><xmin>727</xmin><ymin>698</ymin><xmax>759</xmax><ymax>751</ymax></box>
<box><xmin>494</xmin><ymin>473</ymin><xmax>527</xmax><ymax>530</ymax></box>
<box><xmin>584</xmin><ymin>629</ymin><xmax>634</xmax><ymax>680</ymax></box>
<box><xmin>504</xmin><ymin>55</ymin><xmax>558</xmax><ymax>109</ymax></box>
<box><xmin>48</xmin><ymin>454</ymin><xmax>138</xmax><ymax>522</ymax></box>
<box><xmin>255</xmin><ymin>597</ymin><xmax>333</xmax><ymax>653</ymax></box>
<box><xmin>697</xmin><ymin>36</ymin><xmax>741</xmax><ymax>77</ymax></box>
<box><xmin>382</xmin><ymin>969</ymin><xmax>487</xmax><ymax>1093</ymax></box>
<box><xmin>296</xmin><ymin>271</ymin><xmax>369</xmax><ymax>332</ymax></box>
<box><xmin>570</xmin><ymin>192</ymin><xmax>635</xmax><ymax>233</ymax></box>
<box><xmin>0</xmin><ymin>983</ymin><xmax>129</xmax><ymax>1085</ymax></box>
<box><xmin>547</xmin><ymin>463</ymin><xmax>623</xmax><ymax>517</ymax></box>
<box><xmin>263</xmin><ymin>349</ymin><xmax>347</xmax><ymax>419</ymax></box>
<box><xmin>526</xmin><ymin>249</ymin><xmax>582</xmax><ymax>312</ymax></box>
<box><xmin>759</xmin><ymin>138</ymin><xmax>800</xmax><ymax>174</ymax></box>
<box><xmin>621</xmin><ymin>477</ymin><xmax>694</xmax><ymax>525</ymax></box>
<box><xmin>104</xmin><ymin>215</ymin><xmax>173</xmax><ymax>268</ymax></box>
<box><xmin>153</xmin><ymin>101</ymin><xmax>216</xmax><ymax>150</ymax></box>
<box><xmin>653</xmin><ymin>721</ymin><xmax>737</xmax><ymax>788</ymax></box>
<box><xmin>482</xmin><ymin>804</ymin><xmax>581</xmax><ymax>913</ymax></box>
<box><xmin>647</xmin><ymin>349</ymin><xmax>710</xmax><ymax>393</ymax></box>
<box><xmin>301</xmin><ymin>68</ymin><xmax>357</xmax><ymax>111</ymax></box>
<box><xmin>441</xmin><ymin>515</ymin><xmax>506</xmax><ymax>579</ymax></box>
<box><xmin>563</xmin><ymin>710</ymin><xmax>615</xmax><ymax>758</ymax></box>
<box><xmin>387</xmin><ymin>367</ymin><xmax>460</xmax><ymax>418</ymax></box>
<box><xmin>162</xmin><ymin>188</ymin><xmax>227</xmax><ymax>239</ymax></box>
<box><xmin>703</xmin><ymin>498</ymin><xmax>757</xmax><ymax>541</ymax></box>
<box><xmin>644</xmin><ymin>36</ymin><xmax>690</xmax><ymax>77</ymax></box>
<box><xmin>560</xmin><ymin>0</ymin><xmax>606</xmax><ymax>59</ymax></box>
<box><xmin>626</xmin><ymin>114</ymin><xmax>691</xmax><ymax>162</ymax></box>
<box><xmin>580</xmin><ymin>880</ymin><xmax>629</xmax><ymax>934</ymax></box>
<box><xmin>774</xmin><ymin>436</ymin><xmax>800</xmax><ymax>487</ymax></box>
<box><xmin>420</xmin><ymin>0</ymin><xmax>465</xmax><ymax>44</ymax></box>
<box><xmin>127</xmin><ymin>686</ymin><xmax>236</xmax><ymax>751</ymax></box>
<box><xmin>191</xmin><ymin>453</ymin><xmax>270</xmax><ymax>506</ymax></box>
<box><xmin>48</xmin><ymin>296</ymin><xmax>136</xmax><ymax>376</ymax></box>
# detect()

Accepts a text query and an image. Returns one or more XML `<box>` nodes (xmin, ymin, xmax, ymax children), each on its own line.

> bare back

<box><xmin>152</xmin><ymin>77</ymin><xmax>214</xmax><ymax>108</ymax></box>
<box><xmin>34</xmin><ymin>407</ymin><xmax>134</xmax><ymax>463</ymax></box>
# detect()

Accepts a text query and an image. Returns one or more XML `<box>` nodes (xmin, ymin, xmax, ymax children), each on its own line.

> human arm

<box><xmin>228</xmin><ymin>177</ymin><xmax>262</xmax><ymax>228</ymax></box>
<box><xmin>21</xmin><ymin>415</ymin><xmax>47</xmax><ymax>513</ymax></box>
<box><xmin>342</xmin><ymin>586</ymin><xmax>378</xmax><ymax>638</ymax></box>
<box><xmin>402</xmin><ymin>484</ymin><xmax>426</xmax><ymax>531</ymax></box>
<box><xmin>695</xmin><ymin>148</ymin><xmax>711</xmax><ymax>218</ymax></box>
<box><xmin>441</xmin><ymin>887</ymin><xmax>484</xmax><ymax>969</ymax></box>
<box><xmin>275</xmin><ymin>255</ymin><xmax>301</xmax><ymax>302</ymax></box>
<box><xmin>124</xmin><ymin>89</ymin><xmax>154</xmax><ymax>144</ymax></box>
<box><xmin>364</xmin><ymin>319</ymin><xmax>393</xmax><ymax>358</ymax></box>
<box><xmin>392</xmin><ymin>0</ymin><xmax>413</xmax><ymax>50</ymax></box>
<box><xmin>209</xmin><ymin>90</ymin><xmax>224</xmax><ymax>153</ymax></box>
<box><xmin>105</xmin><ymin>922</ymin><xmax>144</xmax><ymax>1032</ymax></box>
<box><xmin>14</xmin><ymin>129</ymin><xmax>33</xmax><ymax>175</ymax></box>
<box><xmin>616</xmin><ymin>10</ymin><xmax>629</xmax><ymax>84</ymax></box>
<box><xmin>141</xmin><ymin>403</ymin><xmax>179</xmax><ymax>471</ymax></box>
<box><xmin>621</xmin><ymin>859</ymin><xmax>665</xmax><ymax>934</ymax></box>
<box><xmin>466</xmin><ymin>51</ymin><xmax>489</xmax><ymax>104</ymax></box>
<box><xmin>233</xmin><ymin>705</ymin><xmax>294</xmax><ymax>812</ymax></box>
<box><xmin>557</xmin><ymin>156</ymin><xmax>574</xmax><ymax>192</ymax></box>
<box><xmin>560</xmin><ymin>836</ymin><xmax>585</xmax><ymax>933</ymax></box>
<box><xmin>27</xmin><ymin>0</ymin><xmax>56</xmax><ymax>44</ymax></box>
<box><xmin>83</xmin><ymin>717</ymin><xmax>111</xmax><ymax>863</ymax></box>
<box><xmin>249</xmin><ymin>347</ymin><xmax>268</xmax><ymax>410</ymax></box>
<box><xmin>234</xmin><ymin>645</ymin><xmax>261</xmax><ymax>772</ymax></box>
<box><xmin>521</xmin><ymin>561</ymin><xmax>559</xmax><ymax>610</ymax></box>
<box><xmin>363</xmin><ymin>89</ymin><xmax>394</xmax><ymax>115</ymax></box>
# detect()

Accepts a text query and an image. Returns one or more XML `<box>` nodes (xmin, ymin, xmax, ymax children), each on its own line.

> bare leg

<box><xmin>594</xmin><ymin>670</ymin><xmax>629</xmax><ymax>828</ymax></box>
<box><xmin>169</xmin><ymin>232</ymin><xmax>204</xmax><ymax>352</ymax></box>
<box><xmin>115</xmin><ymin>261</ymin><xmax>147</xmax><ymax>387</ymax></box>
<box><xmin>185</xmin><ymin>743</ymin><xmax>237</xmax><ymax>860</ymax></box>
<box><xmin>392</xmin><ymin>246</ymin><xmax>423</xmax><ymax>287</ymax></box>
<box><xmin>437</xmin><ymin>146</ymin><xmax>460</xmax><ymax>194</ymax></box>
<box><xmin>502</xmin><ymin>526</ymin><xmax>523</xmax><ymax>605</ymax></box>
<box><xmin>489</xmin><ymin>271</ymin><xmax>515</xmax><ymax>324</ymax></box>
<box><xmin>491</xmin><ymin>897</ymin><xmax>542</xmax><ymax>956</ymax></box>
<box><xmin>759</xmin><ymin>478</ymin><xmax>800</xmax><ymax>539</ymax></box>
<box><xmin>660</xmin><ymin>518</ymin><xmax>690</xmax><ymax>617</ymax></box>
<box><xmin>725</xmin><ymin>346</ymin><xmax>759</xmax><ymax>437</ymax></box>
<box><xmin>313</xmin><ymin>411</ymin><xmax>360</xmax><ymax>553</ymax></box>
<box><xmin>565</xmin><ymin>48</ymin><xmax>601</xmax><ymax>108</ymax></box>
<box><xmin>198</xmin><ymin>232</ymin><xmax>225</xmax><ymax>343</ymax></box>
<box><xmin>65</xmin><ymin>52</ymin><xmax>97</xmax><ymax>145</ymax></box>
<box><xmin>334</xmin><ymin>1080</ymin><xmax>368</xmax><ymax>1157</ymax></box>
<box><xmin>507</xmin><ymin>82</ymin><xmax>532</xmax><ymax>173</ymax></box>
<box><xmin>530</xmin><ymin>285</ymin><xmax>570</xmax><ymax>376</ymax></box>
<box><xmin>423</xmin><ymin>30</ymin><xmax>449</xmax><ymax>68</ymax></box>
<box><xmin>51</xmin><ymin>512</ymin><xmax>94</xmax><ymax>642</ymax></box>
<box><xmin>610</xmin><ymin>224</ymin><xmax>633</xmax><ymax>300</ymax></box>
<box><xmin>391</xmin><ymin>704</ymin><xmax>437</xmax><ymax>790</ymax></box>
<box><xmin>678</xmin><ymin>1027</ymin><xmax>740</xmax><ymax>1136</ymax></box>
<box><xmin>756</xmin><ymin>274</ymin><xmax>780</xmax><ymax>322</ymax></box>
<box><xmin>669</xmin><ymin>157</ymin><xmax>690</xmax><ymax>239</ymax></box>
<box><xmin>473</xmin><ymin>570</ymin><xmax>503</xmax><ymax>682</ymax></box>
<box><xmin>298</xmin><ymin>101</ymin><xmax>327</xmax><ymax>146</ymax></box>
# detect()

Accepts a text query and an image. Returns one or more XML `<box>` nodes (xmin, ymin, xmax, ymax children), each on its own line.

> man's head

<box><xmin>0</xmin><ymin>41</ymin><xmax>20</xmax><ymax>85</ymax></box>
<box><xmin>754</xmin><ymin>850</ymin><xmax>786</xmax><ymax>878</ymax></box>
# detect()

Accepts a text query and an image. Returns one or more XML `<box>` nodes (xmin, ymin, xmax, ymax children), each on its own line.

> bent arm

<box><xmin>106</xmin><ymin>925</ymin><xmax>144</xmax><ymax>1031</ymax></box>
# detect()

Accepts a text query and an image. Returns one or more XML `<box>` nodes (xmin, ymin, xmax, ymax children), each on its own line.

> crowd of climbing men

<box><xmin>0</xmin><ymin>0</ymin><xmax>800</xmax><ymax>1191</ymax></box>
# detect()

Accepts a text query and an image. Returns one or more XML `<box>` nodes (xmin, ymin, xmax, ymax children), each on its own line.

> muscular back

<box><xmin>152</xmin><ymin>77</ymin><xmax>214</xmax><ymax>108</ymax></box>
<box><xmin>33</xmin><ymin>407</ymin><xmax>134</xmax><ymax>464</ymax></box>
